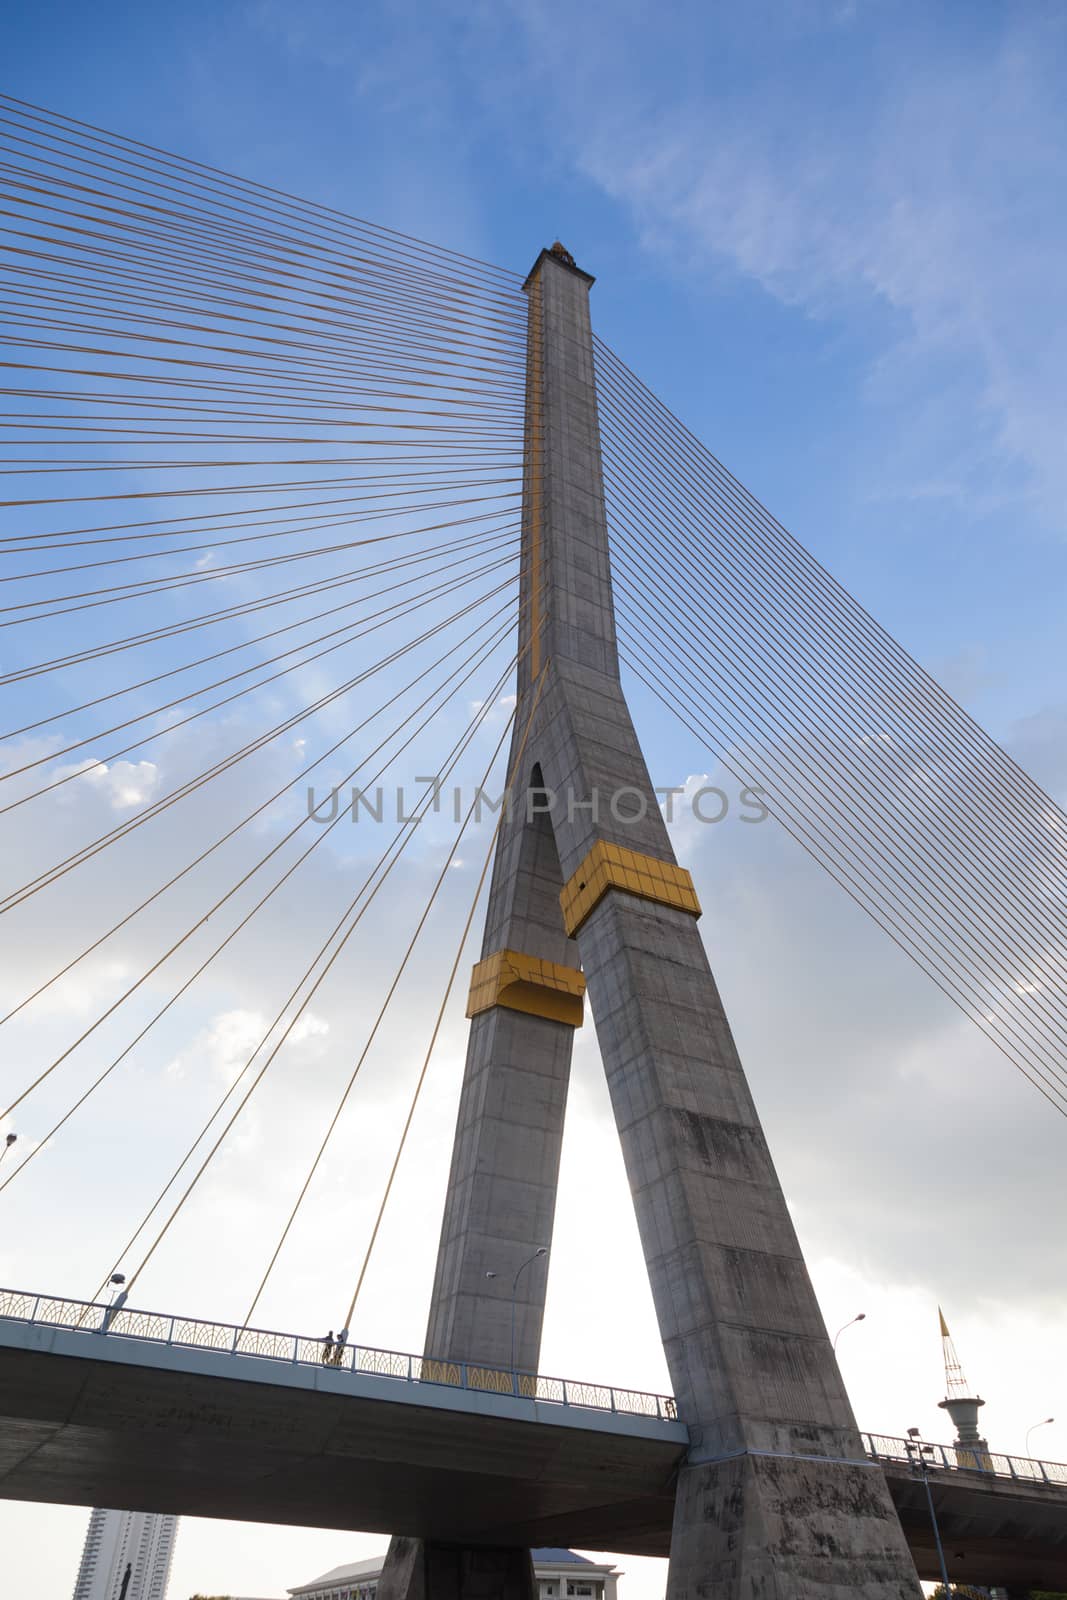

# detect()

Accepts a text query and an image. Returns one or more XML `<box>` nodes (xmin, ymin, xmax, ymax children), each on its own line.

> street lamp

<box><xmin>100</xmin><ymin>1272</ymin><xmax>128</xmax><ymax>1333</ymax></box>
<box><xmin>1025</xmin><ymin>1416</ymin><xmax>1054</xmax><ymax>1456</ymax></box>
<box><xmin>906</xmin><ymin>1427</ymin><xmax>951</xmax><ymax>1593</ymax></box>
<box><xmin>832</xmin><ymin>1311</ymin><xmax>866</xmax><ymax>1352</ymax></box>
<box><xmin>510</xmin><ymin>1246</ymin><xmax>548</xmax><ymax>1377</ymax></box>
<box><xmin>0</xmin><ymin>1132</ymin><xmax>16</xmax><ymax>1168</ymax></box>
<box><xmin>484</xmin><ymin>1248</ymin><xmax>550</xmax><ymax>1380</ymax></box>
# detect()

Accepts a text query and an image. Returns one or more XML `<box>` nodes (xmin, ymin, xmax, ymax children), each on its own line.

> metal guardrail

<box><xmin>863</xmin><ymin>1431</ymin><xmax>1067</xmax><ymax>1488</ymax></box>
<box><xmin>0</xmin><ymin>1287</ymin><xmax>677</xmax><ymax>1422</ymax></box>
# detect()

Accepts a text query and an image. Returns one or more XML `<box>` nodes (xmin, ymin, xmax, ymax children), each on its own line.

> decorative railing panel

<box><xmin>862</xmin><ymin>1432</ymin><xmax>1067</xmax><ymax>1487</ymax></box>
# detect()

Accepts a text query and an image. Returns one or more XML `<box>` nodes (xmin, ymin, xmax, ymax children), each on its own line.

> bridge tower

<box><xmin>379</xmin><ymin>247</ymin><xmax>921</xmax><ymax>1599</ymax></box>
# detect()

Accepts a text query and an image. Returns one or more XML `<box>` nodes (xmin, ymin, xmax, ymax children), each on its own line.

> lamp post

<box><xmin>0</xmin><ymin>1132</ymin><xmax>16</xmax><ymax>1168</ymax></box>
<box><xmin>99</xmin><ymin>1272</ymin><xmax>128</xmax><ymax>1333</ymax></box>
<box><xmin>485</xmin><ymin>1249</ymin><xmax>549</xmax><ymax>1380</ymax></box>
<box><xmin>906</xmin><ymin>1426</ymin><xmax>951</xmax><ymax>1593</ymax></box>
<box><xmin>832</xmin><ymin>1311</ymin><xmax>866</xmax><ymax>1353</ymax></box>
<box><xmin>510</xmin><ymin>1246</ymin><xmax>548</xmax><ymax>1377</ymax></box>
<box><xmin>1025</xmin><ymin>1416</ymin><xmax>1054</xmax><ymax>1456</ymax></box>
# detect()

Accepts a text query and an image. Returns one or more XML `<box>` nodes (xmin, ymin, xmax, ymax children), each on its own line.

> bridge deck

<box><xmin>0</xmin><ymin>1312</ymin><xmax>687</xmax><ymax>1556</ymax></box>
<box><xmin>1</xmin><ymin>1295</ymin><xmax>1066</xmax><ymax>1588</ymax></box>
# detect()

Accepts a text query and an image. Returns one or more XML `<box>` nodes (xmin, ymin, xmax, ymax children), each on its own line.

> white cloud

<box><xmin>572</xmin><ymin>13</ymin><xmax>1067</xmax><ymax>521</ymax></box>
<box><xmin>288</xmin><ymin>1010</ymin><xmax>330</xmax><ymax>1045</ymax></box>
<box><xmin>40</xmin><ymin>959</ymin><xmax>137</xmax><ymax>1019</ymax></box>
<box><xmin>76</xmin><ymin>758</ymin><xmax>162</xmax><ymax>810</ymax></box>
<box><xmin>164</xmin><ymin>1006</ymin><xmax>331</xmax><ymax>1089</ymax></box>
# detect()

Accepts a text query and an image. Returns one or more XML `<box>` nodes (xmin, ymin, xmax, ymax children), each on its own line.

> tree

<box><xmin>928</xmin><ymin>1589</ymin><xmax>1001</xmax><ymax>1598</ymax></box>
<box><xmin>930</xmin><ymin>1590</ymin><xmax>1067</xmax><ymax>1599</ymax></box>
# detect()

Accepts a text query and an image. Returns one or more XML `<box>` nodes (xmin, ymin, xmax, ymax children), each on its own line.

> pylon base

<box><xmin>667</xmin><ymin>1453</ymin><xmax>921</xmax><ymax>1598</ymax></box>
<box><xmin>377</xmin><ymin>1537</ymin><xmax>537</xmax><ymax>1600</ymax></box>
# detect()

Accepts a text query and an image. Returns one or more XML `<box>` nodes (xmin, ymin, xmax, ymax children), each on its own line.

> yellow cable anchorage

<box><xmin>466</xmin><ymin>949</ymin><xmax>585</xmax><ymax>1028</ymax></box>
<box><xmin>560</xmin><ymin>840</ymin><xmax>702</xmax><ymax>938</ymax></box>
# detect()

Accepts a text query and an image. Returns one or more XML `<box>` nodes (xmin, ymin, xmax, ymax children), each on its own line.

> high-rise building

<box><xmin>71</xmin><ymin>1508</ymin><xmax>179</xmax><ymax>1600</ymax></box>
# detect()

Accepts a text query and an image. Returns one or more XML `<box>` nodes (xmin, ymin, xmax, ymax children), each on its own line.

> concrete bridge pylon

<box><xmin>377</xmin><ymin>246</ymin><xmax>922</xmax><ymax>1600</ymax></box>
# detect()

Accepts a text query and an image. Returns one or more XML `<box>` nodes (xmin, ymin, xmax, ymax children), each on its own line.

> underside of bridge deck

<box><xmin>884</xmin><ymin>1463</ymin><xmax>1067</xmax><ymax>1592</ymax></box>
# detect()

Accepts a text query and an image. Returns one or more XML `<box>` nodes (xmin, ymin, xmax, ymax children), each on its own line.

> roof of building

<box><xmin>531</xmin><ymin>1551</ymin><xmax>595</xmax><ymax>1565</ymax></box>
<box><xmin>289</xmin><ymin>1556</ymin><xmax>385</xmax><ymax>1593</ymax></box>
<box><xmin>289</xmin><ymin>1549</ymin><xmax>611</xmax><ymax>1594</ymax></box>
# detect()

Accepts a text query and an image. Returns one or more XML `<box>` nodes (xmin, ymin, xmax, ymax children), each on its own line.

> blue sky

<box><xmin>2</xmin><ymin>4</ymin><xmax>1067</xmax><ymax>1597</ymax></box>
<box><xmin>6</xmin><ymin>0</ymin><xmax>1067</xmax><ymax>752</ymax></box>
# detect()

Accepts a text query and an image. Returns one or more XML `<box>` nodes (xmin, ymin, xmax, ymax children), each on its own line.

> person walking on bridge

<box><xmin>321</xmin><ymin>1330</ymin><xmax>334</xmax><ymax>1365</ymax></box>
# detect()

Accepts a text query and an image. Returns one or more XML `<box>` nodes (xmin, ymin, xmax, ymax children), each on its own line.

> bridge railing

<box><xmin>0</xmin><ymin>1287</ymin><xmax>676</xmax><ymax>1421</ymax></box>
<box><xmin>862</xmin><ymin>1431</ymin><xmax>1067</xmax><ymax>1488</ymax></box>
<box><xmin>10</xmin><ymin>1287</ymin><xmax>1061</xmax><ymax>1469</ymax></box>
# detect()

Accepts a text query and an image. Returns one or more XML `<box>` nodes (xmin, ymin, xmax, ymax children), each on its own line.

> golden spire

<box><xmin>939</xmin><ymin>1305</ymin><xmax>975</xmax><ymax>1399</ymax></box>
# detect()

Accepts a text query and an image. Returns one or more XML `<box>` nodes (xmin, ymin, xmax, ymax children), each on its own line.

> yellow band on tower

<box><xmin>466</xmin><ymin>949</ymin><xmax>586</xmax><ymax>1027</ymax></box>
<box><xmin>560</xmin><ymin>840</ymin><xmax>701</xmax><ymax>937</ymax></box>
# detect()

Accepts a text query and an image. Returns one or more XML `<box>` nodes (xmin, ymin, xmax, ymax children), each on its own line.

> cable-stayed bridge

<box><xmin>1</xmin><ymin>92</ymin><xmax>1065</xmax><ymax>1599</ymax></box>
